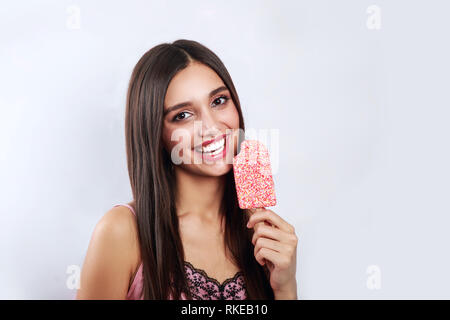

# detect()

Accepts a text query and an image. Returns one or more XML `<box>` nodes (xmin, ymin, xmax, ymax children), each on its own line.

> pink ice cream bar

<box><xmin>232</xmin><ymin>140</ymin><xmax>277</xmax><ymax>209</ymax></box>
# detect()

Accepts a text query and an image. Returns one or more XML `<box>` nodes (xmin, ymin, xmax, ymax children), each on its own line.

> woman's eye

<box><xmin>172</xmin><ymin>96</ymin><xmax>229</xmax><ymax>122</ymax></box>
<box><xmin>212</xmin><ymin>95</ymin><xmax>229</xmax><ymax>107</ymax></box>
<box><xmin>173</xmin><ymin>112</ymin><xmax>192</xmax><ymax>122</ymax></box>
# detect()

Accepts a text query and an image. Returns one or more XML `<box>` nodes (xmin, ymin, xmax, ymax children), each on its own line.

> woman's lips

<box><xmin>193</xmin><ymin>133</ymin><xmax>230</xmax><ymax>163</ymax></box>
<box><xmin>201</xmin><ymin>133</ymin><xmax>227</xmax><ymax>148</ymax></box>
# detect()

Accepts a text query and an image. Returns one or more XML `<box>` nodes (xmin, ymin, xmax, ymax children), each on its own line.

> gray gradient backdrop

<box><xmin>1</xmin><ymin>0</ymin><xmax>449</xmax><ymax>299</ymax></box>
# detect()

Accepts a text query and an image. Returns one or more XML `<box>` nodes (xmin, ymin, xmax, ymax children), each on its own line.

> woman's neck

<box><xmin>174</xmin><ymin>166</ymin><xmax>226</xmax><ymax>224</ymax></box>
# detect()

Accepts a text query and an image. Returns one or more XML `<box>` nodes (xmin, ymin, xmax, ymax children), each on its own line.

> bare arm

<box><xmin>76</xmin><ymin>207</ymin><xmax>139</xmax><ymax>299</ymax></box>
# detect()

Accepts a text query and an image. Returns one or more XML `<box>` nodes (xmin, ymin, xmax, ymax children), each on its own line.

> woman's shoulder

<box><xmin>98</xmin><ymin>203</ymin><xmax>136</xmax><ymax>233</ymax></box>
<box><xmin>97</xmin><ymin>203</ymin><xmax>141</xmax><ymax>272</ymax></box>
<box><xmin>99</xmin><ymin>203</ymin><xmax>140</xmax><ymax>256</ymax></box>
<box><xmin>76</xmin><ymin>203</ymin><xmax>141</xmax><ymax>299</ymax></box>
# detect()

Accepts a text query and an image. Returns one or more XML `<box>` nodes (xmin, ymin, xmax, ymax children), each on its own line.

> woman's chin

<box><xmin>200</xmin><ymin>162</ymin><xmax>232</xmax><ymax>176</ymax></box>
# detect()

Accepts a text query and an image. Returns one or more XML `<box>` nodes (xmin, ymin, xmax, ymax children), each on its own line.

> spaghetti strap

<box><xmin>113</xmin><ymin>203</ymin><xmax>136</xmax><ymax>216</ymax></box>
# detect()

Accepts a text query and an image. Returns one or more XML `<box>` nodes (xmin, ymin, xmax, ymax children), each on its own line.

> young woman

<box><xmin>76</xmin><ymin>39</ymin><xmax>298</xmax><ymax>300</ymax></box>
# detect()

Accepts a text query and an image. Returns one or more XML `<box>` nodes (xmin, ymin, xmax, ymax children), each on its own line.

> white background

<box><xmin>1</xmin><ymin>0</ymin><xmax>449</xmax><ymax>299</ymax></box>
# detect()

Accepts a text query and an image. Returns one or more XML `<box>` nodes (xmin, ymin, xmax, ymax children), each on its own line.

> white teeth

<box><xmin>210</xmin><ymin>144</ymin><xmax>224</xmax><ymax>156</ymax></box>
<box><xmin>201</xmin><ymin>138</ymin><xmax>225</xmax><ymax>153</ymax></box>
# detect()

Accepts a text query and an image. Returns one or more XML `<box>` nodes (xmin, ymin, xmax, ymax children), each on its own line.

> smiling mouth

<box><xmin>194</xmin><ymin>136</ymin><xmax>226</xmax><ymax>156</ymax></box>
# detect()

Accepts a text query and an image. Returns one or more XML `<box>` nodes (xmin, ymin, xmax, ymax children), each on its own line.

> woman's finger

<box><xmin>254</xmin><ymin>237</ymin><xmax>283</xmax><ymax>264</ymax></box>
<box><xmin>247</xmin><ymin>209</ymin><xmax>294</xmax><ymax>234</ymax></box>
<box><xmin>255</xmin><ymin>247</ymin><xmax>286</xmax><ymax>268</ymax></box>
<box><xmin>251</xmin><ymin>224</ymin><xmax>291</xmax><ymax>246</ymax></box>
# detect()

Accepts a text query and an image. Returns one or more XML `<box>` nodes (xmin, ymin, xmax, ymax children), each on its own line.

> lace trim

<box><xmin>184</xmin><ymin>261</ymin><xmax>243</xmax><ymax>287</ymax></box>
<box><xmin>183</xmin><ymin>261</ymin><xmax>247</xmax><ymax>300</ymax></box>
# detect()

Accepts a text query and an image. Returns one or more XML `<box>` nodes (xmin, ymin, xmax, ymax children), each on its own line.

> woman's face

<box><xmin>162</xmin><ymin>62</ymin><xmax>240</xmax><ymax>177</ymax></box>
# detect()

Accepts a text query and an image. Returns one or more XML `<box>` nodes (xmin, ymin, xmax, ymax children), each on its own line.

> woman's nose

<box><xmin>197</xmin><ymin>107</ymin><xmax>221</xmax><ymax>136</ymax></box>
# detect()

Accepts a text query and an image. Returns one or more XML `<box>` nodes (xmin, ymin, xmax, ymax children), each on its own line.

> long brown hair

<box><xmin>125</xmin><ymin>39</ymin><xmax>274</xmax><ymax>299</ymax></box>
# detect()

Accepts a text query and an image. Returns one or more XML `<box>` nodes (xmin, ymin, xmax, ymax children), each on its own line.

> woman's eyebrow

<box><xmin>163</xmin><ymin>85</ymin><xmax>228</xmax><ymax>116</ymax></box>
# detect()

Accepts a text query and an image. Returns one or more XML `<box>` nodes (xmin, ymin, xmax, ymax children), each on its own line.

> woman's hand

<box><xmin>246</xmin><ymin>208</ymin><xmax>298</xmax><ymax>299</ymax></box>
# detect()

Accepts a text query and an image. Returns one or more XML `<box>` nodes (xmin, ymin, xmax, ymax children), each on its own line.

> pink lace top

<box><xmin>113</xmin><ymin>204</ymin><xmax>248</xmax><ymax>300</ymax></box>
